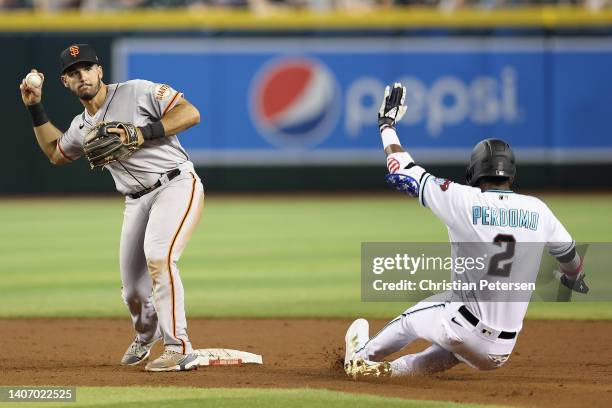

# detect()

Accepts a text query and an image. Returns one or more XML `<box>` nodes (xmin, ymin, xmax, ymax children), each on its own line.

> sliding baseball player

<box><xmin>344</xmin><ymin>83</ymin><xmax>588</xmax><ymax>379</ymax></box>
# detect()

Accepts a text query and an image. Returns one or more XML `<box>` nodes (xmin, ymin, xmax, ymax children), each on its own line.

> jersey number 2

<box><xmin>487</xmin><ymin>234</ymin><xmax>516</xmax><ymax>277</ymax></box>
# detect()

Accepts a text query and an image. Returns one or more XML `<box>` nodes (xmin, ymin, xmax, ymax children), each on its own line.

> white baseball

<box><xmin>25</xmin><ymin>73</ymin><xmax>42</xmax><ymax>88</ymax></box>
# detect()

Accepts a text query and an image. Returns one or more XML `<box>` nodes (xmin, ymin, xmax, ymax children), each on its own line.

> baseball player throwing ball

<box><xmin>20</xmin><ymin>44</ymin><xmax>204</xmax><ymax>372</ymax></box>
<box><xmin>344</xmin><ymin>83</ymin><xmax>588</xmax><ymax>379</ymax></box>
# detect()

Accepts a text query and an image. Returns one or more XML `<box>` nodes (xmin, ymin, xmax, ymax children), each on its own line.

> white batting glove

<box><xmin>378</xmin><ymin>82</ymin><xmax>407</xmax><ymax>131</ymax></box>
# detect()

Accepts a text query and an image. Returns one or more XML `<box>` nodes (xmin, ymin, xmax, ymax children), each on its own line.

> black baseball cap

<box><xmin>59</xmin><ymin>44</ymin><xmax>100</xmax><ymax>74</ymax></box>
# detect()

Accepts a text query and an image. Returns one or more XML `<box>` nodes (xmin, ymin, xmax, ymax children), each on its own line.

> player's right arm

<box><xmin>378</xmin><ymin>83</ymin><xmax>473</xmax><ymax>227</ymax></box>
<box><xmin>20</xmin><ymin>70</ymin><xmax>70</xmax><ymax>166</ymax></box>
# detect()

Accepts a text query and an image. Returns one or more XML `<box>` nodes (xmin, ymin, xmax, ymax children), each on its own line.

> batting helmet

<box><xmin>465</xmin><ymin>139</ymin><xmax>516</xmax><ymax>187</ymax></box>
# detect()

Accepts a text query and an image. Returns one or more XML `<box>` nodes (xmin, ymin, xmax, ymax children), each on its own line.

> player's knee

<box><xmin>145</xmin><ymin>256</ymin><xmax>166</xmax><ymax>281</ymax></box>
<box><xmin>144</xmin><ymin>246</ymin><xmax>167</xmax><ymax>278</ymax></box>
<box><xmin>121</xmin><ymin>287</ymin><xmax>148</xmax><ymax>307</ymax></box>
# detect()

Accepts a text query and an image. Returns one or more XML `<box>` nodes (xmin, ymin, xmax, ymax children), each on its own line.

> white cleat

<box><xmin>347</xmin><ymin>358</ymin><xmax>392</xmax><ymax>380</ymax></box>
<box><xmin>344</xmin><ymin>318</ymin><xmax>369</xmax><ymax>376</ymax></box>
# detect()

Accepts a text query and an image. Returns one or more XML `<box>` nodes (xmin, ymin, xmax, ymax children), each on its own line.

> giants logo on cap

<box><xmin>69</xmin><ymin>45</ymin><xmax>80</xmax><ymax>57</ymax></box>
<box><xmin>249</xmin><ymin>57</ymin><xmax>340</xmax><ymax>148</ymax></box>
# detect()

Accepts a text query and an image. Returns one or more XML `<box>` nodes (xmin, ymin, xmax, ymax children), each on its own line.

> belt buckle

<box><xmin>159</xmin><ymin>173</ymin><xmax>170</xmax><ymax>185</ymax></box>
<box><xmin>160</xmin><ymin>169</ymin><xmax>180</xmax><ymax>185</ymax></box>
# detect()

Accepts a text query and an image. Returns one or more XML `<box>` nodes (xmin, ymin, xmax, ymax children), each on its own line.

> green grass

<box><xmin>0</xmin><ymin>194</ymin><xmax>610</xmax><ymax>319</ymax></box>
<box><xmin>0</xmin><ymin>387</ymin><xmax>505</xmax><ymax>408</ymax></box>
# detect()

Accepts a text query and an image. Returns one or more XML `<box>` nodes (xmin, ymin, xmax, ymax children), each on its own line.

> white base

<box><xmin>194</xmin><ymin>348</ymin><xmax>263</xmax><ymax>366</ymax></box>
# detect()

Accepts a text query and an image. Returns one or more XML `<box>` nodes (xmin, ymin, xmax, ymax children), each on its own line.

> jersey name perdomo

<box><xmin>471</xmin><ymin>206</ymin><xmax>539</xmax><ymax>231</ymax></box>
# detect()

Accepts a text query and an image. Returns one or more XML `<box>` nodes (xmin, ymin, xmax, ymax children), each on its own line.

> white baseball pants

<box><xmin>355</xmin><ymin>292</ymin><xmax>518</xmax><ymax>375</ymax></box>
<box><xmin>119</xmin><ymin>165</ymin><xmax>204</xmax><ymax>354</ymax></box>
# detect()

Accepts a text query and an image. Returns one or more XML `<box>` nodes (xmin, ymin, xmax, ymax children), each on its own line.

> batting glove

<box><xmin>560</xmin><ymin>273</ymin><xmax>590</xmax><ymax>294</ymax></box>
<box><xmin>378</xmin><ymin>82</ymin><xmax>407</xmax><ymax>131</ymax></box>
<box><xmin>554</xmin><ymin>270</ymin><xmax>590</xmax><ymax>294</ymax></box>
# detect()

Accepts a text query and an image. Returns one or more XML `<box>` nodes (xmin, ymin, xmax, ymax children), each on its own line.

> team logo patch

<box><xmin>69</xmin><ymin>45</ymin><xmax>80</xmax><ymax>57</ymax></box>
<box><xmin>249</xmin><ymin>57</ymin><xmax>340</xmax><ymax>148</ymax></box>
<box><xmin>434</xmin><ymin>177</ymin><xmax>451</xmax><ymax>191</ymax></box>
<box><xmin>154</xmin><ymin>84</ymin><xmax>171</xmax><ymax>101</ymax></box>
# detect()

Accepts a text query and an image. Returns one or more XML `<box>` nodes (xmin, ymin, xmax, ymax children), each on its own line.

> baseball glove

<box><xmin>84</xmin><ymin>121</ymin><xmax>140</xmax><ymax>169</ymax></box>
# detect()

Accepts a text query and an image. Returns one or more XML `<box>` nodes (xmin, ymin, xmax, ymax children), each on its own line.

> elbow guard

<box><xmin>386</xmin><ymin>151</ymin><xmax>414</xmax><ymax>173</ymax></box>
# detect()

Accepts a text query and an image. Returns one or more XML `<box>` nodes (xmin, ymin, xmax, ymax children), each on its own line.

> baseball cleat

<box><xmin>347</xmin><ymin>358</ymin><xmax>392</xmax><ymax>380</ymax></box>
<box><xmin>344</xmin><ymin>318</ymin><xmax>369</xmax><ymax>376</ymax></box>
<box><xmin>144</xmin><ymin>348</ymin><xmax>199</xmax><ymax>372</ymax></box>
<box><xmin>121</xmin><ymin>336</ymin><xmax>160</xmax><ymax>366</ymax></box>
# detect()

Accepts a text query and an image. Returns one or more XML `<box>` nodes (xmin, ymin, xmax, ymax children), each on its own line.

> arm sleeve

<box><xmin>56</xmin><ymin>117</ymin><xmax>84</xmax><ymax>161</ymax></box>
<box><xmin>135</xmin><ymin>80</ymin><xmax>184</xmax><ymax>120</ymax></box>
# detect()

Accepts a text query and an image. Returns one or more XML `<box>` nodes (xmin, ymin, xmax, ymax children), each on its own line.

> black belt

<box><xmin>458</xmin><ymin>306</ymin><xmax>516</xmax><ymax>339</ymax></box>
<box><xmin>128</xmin><ymin>169</ymin><xmax>181</xmax><ymax>199</ymax></box>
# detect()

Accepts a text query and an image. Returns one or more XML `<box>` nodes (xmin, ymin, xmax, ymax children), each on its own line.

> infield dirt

<box><xmin>1</xmin><ymin>318</ymin><xmax>610</xmax><ymax>407</ymax></box>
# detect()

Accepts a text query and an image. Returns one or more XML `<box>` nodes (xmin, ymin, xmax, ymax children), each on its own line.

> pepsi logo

<box><xmin>250</xmin><ymin>57</ymin><xmax>340</xmax><ymax>148</ymax></box>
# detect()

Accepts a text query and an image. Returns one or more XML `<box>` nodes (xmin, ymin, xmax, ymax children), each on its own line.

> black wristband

<box><xmin>139</xmin><ymin>121</ymin><xmax>165</xmax><ymax>141</ymax></box>
<box><xmin>27</xmin><ymin>103</ymin><xmax>49</xmax><ymax>127</ymax></box>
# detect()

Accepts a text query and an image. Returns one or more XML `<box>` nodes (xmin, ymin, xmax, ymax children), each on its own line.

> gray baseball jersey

<box><xmin>57</xmin><ymin>80</ymin><xmax>190</xmax><ymax>195</ymax></box>
<box><xmin>57</xmin><ymin>79</ymin><xmax>205</xmax><ymax>358</ymax></box>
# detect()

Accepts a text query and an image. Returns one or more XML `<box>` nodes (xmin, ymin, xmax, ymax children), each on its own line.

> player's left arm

<box><xmin>110</xmin><ymin>96</ymin><xmax>200</xmax><ymax>145</ymax></box>
<box><xmin>156</xmin><ymin>97</ymin><xmax>200</xmax><ymax>136</ymax></box>
<box><xmin>545</xmin><ymin>211</ymin><xmax>589</xmax><ymax>293</ymax></box>
<box><xmin>109</xmin><ymin>81</ymin><xmax>200</xmax><ymax>145</ymax></box>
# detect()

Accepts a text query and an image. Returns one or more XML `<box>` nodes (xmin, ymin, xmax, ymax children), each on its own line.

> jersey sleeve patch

<box><xmin>154</xmin><ymin>84</ymin><xmax>172</xmax><ymax>101</ymax></box>
<box><xmin>433</xmin><ymin>177</ymin><xmax>451</xmax><ymax>191</ymax></box>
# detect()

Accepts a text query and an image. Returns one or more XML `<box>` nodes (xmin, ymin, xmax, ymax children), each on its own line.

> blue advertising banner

<box><xmin>112</xmin><ymin>38</ymin><xmax>612</xmax><ymax>165</ymax></box>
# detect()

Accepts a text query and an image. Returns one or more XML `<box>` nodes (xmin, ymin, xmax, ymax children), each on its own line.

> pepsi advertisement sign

<box><xmin>113</xmin><ymin>38</ymin><xmax>612</xmax><ymax>165</ymax></box>
<box><xmin>250</xmin><ymin>57</ymin><xmax>341</xmax><ymax>149</ymax></box>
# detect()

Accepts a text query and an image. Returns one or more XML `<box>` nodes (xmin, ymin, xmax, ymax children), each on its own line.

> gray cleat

<box><xmin>145</xmin><ymin>348</ymin><xmax>199</xmax><ymax>372</ymax></box>
<box><xmin>121</xmin><ymin>337</ymin><xmax>160</xmax><ymax>366</ymax></box>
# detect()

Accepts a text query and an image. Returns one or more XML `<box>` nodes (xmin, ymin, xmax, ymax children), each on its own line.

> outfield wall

<box><xmin>3</xmin><ymin>8</ymin><xmax>612</xmax><ymax>193</ymax></box>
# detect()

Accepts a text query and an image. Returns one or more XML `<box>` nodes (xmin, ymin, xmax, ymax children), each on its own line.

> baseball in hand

<box><xmin>25</xmin><ymin>73</ymin><xmax>42</xmax><ymax>88</ymax></box>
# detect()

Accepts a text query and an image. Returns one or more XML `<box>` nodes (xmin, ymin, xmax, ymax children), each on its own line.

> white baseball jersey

<box><xmin>350</xmin><ymin>128</ymin><xmax>577</xmax><ymax>376</ymax></box>
<box><xmin>57</xmin><ymin>80</ymin><xmax>190</xmax><ymax>195</ymax></box>
<box><xmin>394</xmin><ymin>162</ymin><xmax>574</xmax><ymax>332</ymax></box>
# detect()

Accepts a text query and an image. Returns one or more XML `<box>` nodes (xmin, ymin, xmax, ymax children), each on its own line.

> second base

<box><xmin>194</xmin><ymin>348</ymin><xmax>263</xmax><ymax>366</ymax></box>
